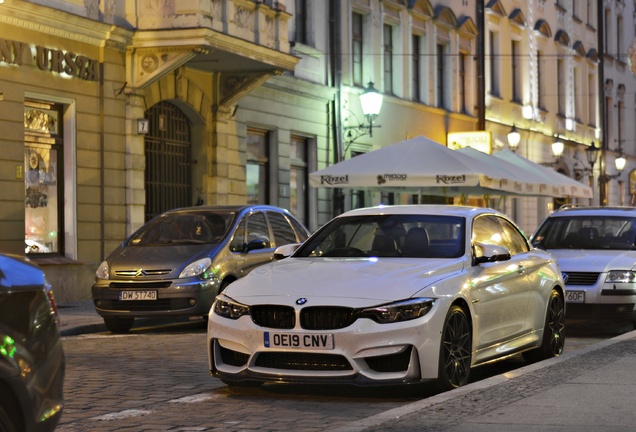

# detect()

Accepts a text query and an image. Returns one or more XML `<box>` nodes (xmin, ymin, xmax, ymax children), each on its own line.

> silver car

<box><xmin>531</xmin><ymin>206</ymin><xmax>636</xmax><ymax>328</ymax></box>
<box><xmin>92</xmin><ymin>205</ymin><xmax>310</xmax><ymax>333</ymax></box>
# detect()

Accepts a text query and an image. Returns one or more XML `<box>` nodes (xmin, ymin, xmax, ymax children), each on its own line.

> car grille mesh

<box><xmin>364</xmin><ymin>347</ymin><xmax>412</xmax><ymax>372</ymax></box>
<box><xmin>109</xmin><ymin>281</ymin><xmax>172</xmax><ymax>289</ymax></box>
<box><xmin>563</xmin><ymin>272</ymin><xmax>600</xmax><ymax>286</ymax></box>
<box><xmin>249</xmin><ymin>305</ymin><xmax>360</xmax><ymax>330</ymax></box>
<box><xmin>300</xmin><ymin>306</ymin><xmax>358</xmax><ymax>330</ymax></box>
<box><xmin>255</xmin><ymin>352</ymin><xmax>352</xmax><ymax>371</ymax></box>
<box><xmin>219</xmin><ymin>345</ymin><xmax>250</xmax><ymax>367</ymax></box>
<box><xmin>114</xmin><ymin>269</ymin><xmax>172</xmax><ymax>277</ymax></box>
<box><xmin>251</xmin><ymin>305</ymin><xmax>295</xmax><ymax>329</ymax></box>
<box><xmin>97</xmin><ymin>298</ymin><xmax>190</xmax><ymax>311</ymax></box>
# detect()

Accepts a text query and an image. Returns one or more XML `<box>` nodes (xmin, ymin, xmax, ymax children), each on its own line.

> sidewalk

<box><xmin>57</xmin><ymin>300</ymin><xmax>107</xmax><ymax>336</ymax></box>
<box><xmin>57</xmin><ymin>301</ymin><xmax>636</xmax><ymax>431</ymax></box>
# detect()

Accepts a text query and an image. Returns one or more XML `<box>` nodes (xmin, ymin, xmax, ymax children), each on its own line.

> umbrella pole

<box><xmin>419</xmin><ymin>187</ymin><xmax>422</xmax><ymax>204</ymax></box>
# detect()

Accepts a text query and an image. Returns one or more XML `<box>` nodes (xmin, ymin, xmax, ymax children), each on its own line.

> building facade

<box><xmin>2</xmin><ymin>0</ymin><xmax>635</xmax><ymax>303</ymax></box>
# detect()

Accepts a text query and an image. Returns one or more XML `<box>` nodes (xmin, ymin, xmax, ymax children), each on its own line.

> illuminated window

<box><xmin>24</xmin><ymin>100</ymin><xmax>63</xmax><ymax>255</ymax></box>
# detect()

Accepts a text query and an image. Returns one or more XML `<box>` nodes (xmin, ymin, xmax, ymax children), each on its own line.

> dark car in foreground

<box><xmin>92</xmin><ymin>205</ymin><xmax>311</xmax><ymax>333</ymax></box>
<box><xmin>0</xmin><ymin>254</ymin><xmax>65</xmax><ymax>432</ymax></box>
<box><xmin>531</xmin><ymin>206</ymin><xmax>636</xmax><ymax>327</ymax></box>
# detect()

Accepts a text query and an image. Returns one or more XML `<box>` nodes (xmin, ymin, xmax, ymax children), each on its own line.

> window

<box><xmin>573</xmin><ymin>66</ymin><xmax>581</xmax><ymax>122</ymax></box>
<box><xmin>290</xmin><ymin>135</ymin><xmax>308</xmax><ymax>225</ymax></box>
<box><xmin>588</xmin><ymin>73</ymin><xmax>596</xmax><ymax>126</ymax></box>
<box><xmin>617</xmin><ymin>15</ymin><xmax>623</xmax><ymax>61</ymax></box>
<box><xmin>617</xmin><ymin>100</ymin><xmax>624</xmax><ymax>150</ymax></box>
<box><xmin>294</xmin><ymin>0</ymin><xmax>310</xmax><ymax>45</ymax></box>
<box><xmin>537</xmin><ymin>50</ymin><xmax>545</xmax><ymax>110</ymax></box>
<box><xmin>557</xmin><ymin>58</ymin><xmax>566</xmax><ymax>116</ymax></box>
<box><xmin>459</xmin><ymin>52</ymin><xmax>468</xmax><ymax>113</ymax></box>
<box><xmin>412</xmin><ymin>34</ymin><xmax>421</xmax><ymax>101</ymax></box>
<box><xmin>383</xmin><ymin>24</ymin><xmax>394</xmax><ymax>95</ymax></box>
<box><xmin>24</xmin><ymin>100</ymin><xmax>63</xmax><ymax>255</ymax></box>
<box><xmin>436</xmin><ymin>43</ymin><xmax>446</xmax><ymax>108</ymax></box>
<box><xmin>246</xmin><ymin>129</ymin><xmax>269</xmax><ymax>205</ymax></box>
<box><xmin>511</xmin><ymin>40</ymin><xmax>522</xmax><ymax>103</ymax></box>
<box><xmin>352</xmin><ymin>12</ymin><xmax>364</xmax><ymax>86</ymax></box>
<box><xmin>267</xmin><ymin>211</ymin><xmax>298</xmax><ymax>246</ymax></box>
<box><xmin>604</xmin><ymin>8</ymin><xmax>612</xmax><ymax>55</ymax></box>
<box><xmin>488</xmin><ymin>31</ymin><xmax>500</xmax><ymax>97</ymax></box>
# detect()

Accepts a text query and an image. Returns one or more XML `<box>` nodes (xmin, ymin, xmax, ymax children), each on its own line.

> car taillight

<box><xmin>44</xmin><ymin>281</ymin><xmax>61</xmax><ymax>328</ymax></box>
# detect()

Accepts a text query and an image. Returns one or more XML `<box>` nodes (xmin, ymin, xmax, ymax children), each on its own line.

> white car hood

<box><xmin>223</xmin><ymin>257</ymin><xmax>465</xmax><ymax>307</ymax></box>
<box><xmin>547</xmin><ymin>249</ymin><xmax>636</xmax><ymax>272</ymax></box>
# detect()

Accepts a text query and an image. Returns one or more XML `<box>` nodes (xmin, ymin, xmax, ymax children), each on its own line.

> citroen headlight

<box><xmin>360</xmin><ymin>298</ymin><xmax>435</xmax><ymax>323</ymax></box>
<box><xmin>606</xmin><ymin>270</ymin><xmax>636</xmax><ymax>283</ymax></box>
<box><xmin>213</xmin><ymin>297</ymin><xmax>250</xmax><ymax>320</ymax></box>
<box><xmin>95</xmin><ymin>261</ymin><xmax>109</xmax><ymax>280</ymax></box>
<box><xmin>179</xmin><ymin>258</ymin><xmax>212</xmax><ymax>278</ymax></box>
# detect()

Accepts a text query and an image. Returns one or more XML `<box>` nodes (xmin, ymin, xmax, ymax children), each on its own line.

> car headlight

<box><xmin>606</xmin><ymin>270</ymin><xmax>636</xmax><ymax>283</ymax></box>
<box><xmin>360</xmin><ymin>298</ymin><xmax>435</xmax><ymax>323</ymax></box>
<box><xmin>213</xmin><ymin>297</ymin><xmax>250</xmax><ymax>320</ymax></box>
<box><xmin>95</xmin><ymin>261</ymin><xmax>109</xmax><ymax>280</ymax></box>
<box><xmin>179</xmin><ymin>258</ymin><xmax>212</xmax><ymax>278</ymax></box>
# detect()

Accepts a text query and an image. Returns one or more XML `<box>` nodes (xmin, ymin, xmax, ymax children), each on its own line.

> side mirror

<box><xmin>273</xmin><ymin>243</ymin><xmax>301</xmax><ymax>260</ymax></box>
<box><xmin>245</xmin><ymin>238</ymin><xmax>269</xmax><ymax>252</ymax></box>
<box><xmin>473</xmin><ymin>243</ymin><xmax>512</xmax><ymax>265</ymax></box>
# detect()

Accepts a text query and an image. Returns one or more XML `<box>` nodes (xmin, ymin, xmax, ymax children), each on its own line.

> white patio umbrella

<box><xmin>456</xmin><ymin>147</ymin><xmax>560</xmax><ymax>197</ymax></box>
<box><xmin>493</xmin><ymin>149</ymin><xmax>593</xmax><ymax>199</ymax></box>
<box><xmin>310</xmin><ymin>136</ymin><xmax>548</xmax><ymax>198</ymax></box>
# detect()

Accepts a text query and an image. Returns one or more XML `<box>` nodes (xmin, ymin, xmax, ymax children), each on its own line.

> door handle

<box><xmin>517</xmin><ymin>265</ymin><xmax>525</xmax><ymax>274</ymax></box>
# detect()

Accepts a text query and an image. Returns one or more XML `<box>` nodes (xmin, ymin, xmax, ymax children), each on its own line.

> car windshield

<box><xmin>532</xmin><ymin>215</ymin><xmax>636</xmax><ymax>250</ymax></box>
<box><xmin>127</xmin><ymin>211</ymin><xmax>236</xmax><ymax>246</ymax></box>
<box><xmin>294</xmin><ymin>214</ymin><xmax>465</xmax><ymax>258</ymax></box>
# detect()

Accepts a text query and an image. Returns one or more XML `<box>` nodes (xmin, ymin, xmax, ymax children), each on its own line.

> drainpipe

<box><xmin>99</xmin><ymin>54</ymin><xmax>105</xmax><ymax>260</ymax></box>
<box><xmin>476</xmin><ymin>0</ymin><xmax>486</xmax><ymax>130</ymax></box>
<box><xmin>597</xmin><ymin>0</ymin><xmax>607</xmax><ymax>206</ymax></box>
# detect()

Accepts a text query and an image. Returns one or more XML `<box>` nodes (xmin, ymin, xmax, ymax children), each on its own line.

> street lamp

<box><xmin>507</xmin><ymin>125</ymin><xmax>520</xmax><ymax>152</ymax></box>
<box><xmin>542</xmin><ymin>139</ymin><xmax>565</xmax><ymax>166</ymax></box>
<box><xmin>551</xmin><ymin>140</ymin><xmax>564</xmax><ymax>160</ymax></box>
<box><xmin>344</xmin><ymin>82</ymin><xmax>383</xmax><ymax>146</ymax></box>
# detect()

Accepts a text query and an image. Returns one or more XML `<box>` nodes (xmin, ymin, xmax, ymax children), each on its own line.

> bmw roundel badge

<box><xmin>296</xmin><ymin>297</ymin><xmax>308</xmax><ymax>305</ymax></box>
<box><xmin>561</xmin><ymin>272</ymin><xmax>569</xmax><ymax>283</ymax></box>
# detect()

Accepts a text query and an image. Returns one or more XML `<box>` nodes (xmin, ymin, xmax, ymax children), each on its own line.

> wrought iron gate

<box><xmin>145</xmin><ymin>101</ymin><xmax>192</xmax><ymax>222</ymax></box>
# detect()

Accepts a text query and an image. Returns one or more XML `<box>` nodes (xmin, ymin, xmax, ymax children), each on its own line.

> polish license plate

<box><xmin>263</xmin><ymin>331</ymin><xmax>334</xmax><ymax>350</ymax></box>
<box><xmin>119</xmin><ymin>290</ymin><xmax>157</xmax><ymax>301</ymax></box>
<box><xmin>565</xmin><ymin>290</ymin><xmax>585</xmax><ymax>303</ymax></box>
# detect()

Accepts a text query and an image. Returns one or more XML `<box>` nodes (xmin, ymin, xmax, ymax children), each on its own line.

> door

<box><xmin>144</xmin><ymin>101</ymin><xmax>192</xmax><ymax>222</ymax></box>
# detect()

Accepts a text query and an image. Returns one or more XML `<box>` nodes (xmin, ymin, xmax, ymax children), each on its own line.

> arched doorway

<box><xmin>144</xmin><ymin>101</ymin><xmax>192</xmax><ymax>221</ymax></box>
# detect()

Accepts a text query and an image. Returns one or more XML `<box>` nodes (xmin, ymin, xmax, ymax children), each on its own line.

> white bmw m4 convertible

<box><xmin>207</xmin><ymin>205</ymin><xmax>565</xmax><ymax>391</ymax></box>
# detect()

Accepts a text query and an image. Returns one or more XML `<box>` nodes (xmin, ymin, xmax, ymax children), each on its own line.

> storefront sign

<box><xmin>0</xmin><ymin>37</ymin><xmax>99</xmax><ymax>81</ymax></box>
<box><xmin>447</xmin><ymin>131</ymin><xmax>492</xmax><ymax>154</ymax></box>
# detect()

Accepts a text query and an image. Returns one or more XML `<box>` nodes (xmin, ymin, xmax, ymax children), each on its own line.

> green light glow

<box><xmin>0</xmin><ymin>335</ymin><xmax>16</xmax><ymax>358</ymax></box>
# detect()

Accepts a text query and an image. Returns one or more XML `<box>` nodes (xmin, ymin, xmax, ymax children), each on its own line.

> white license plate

<box><xmin>263</xmin><ymin>331</ymin><xmax>334</xmax><ymax>350</ymax></box>
<box><xmin>565</xmin><ymin>290</ymin><xmax>585</xmax><ymax>303</ymax></box>
<box><xmin>119</xmin><ymin>290</ymin><xmax>157</xmax><ymax>301</ymax></box>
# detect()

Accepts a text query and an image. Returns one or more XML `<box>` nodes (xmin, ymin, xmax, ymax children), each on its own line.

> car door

<box><xmin>469</xmin><ymin>215</ymin><xmax>531</xmax><ymax>351</ymax></box>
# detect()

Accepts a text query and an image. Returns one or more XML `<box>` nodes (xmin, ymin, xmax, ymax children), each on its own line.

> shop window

<box><xmin>24</xmin><ymin>100</ymin><xmax>63</xmax><ymax>255</ymax></box>
<box><xmin>247</xmin><ymin>129</ymin><xmax>269</xmax><ymax>204</ymax></box>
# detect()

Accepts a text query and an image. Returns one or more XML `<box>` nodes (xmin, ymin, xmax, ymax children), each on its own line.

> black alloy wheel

<box><xmin>436</xmin><ymin>305</ymin><xmax>472</xmax><ymax>391</ymax></box>
<box><xmin>523</xmin><ymin>289</ymin><xmax>565</xmax><ymax>363</ymax></box>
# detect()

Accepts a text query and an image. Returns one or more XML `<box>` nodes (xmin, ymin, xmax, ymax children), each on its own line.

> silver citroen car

<box><xmin>92</xmin><ymin>205</ymin><xmax>310</xmax><ymax>333</ymax></box>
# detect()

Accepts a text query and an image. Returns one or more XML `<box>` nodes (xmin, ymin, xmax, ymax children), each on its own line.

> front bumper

<box><xmin>92</xmin><ymin>278</ymin><xmax>219</xmax><ymax>318</ymax></box>
<box><xmin>206</xmin><ymin>308</ymin><xmax>445</xmax><ymax>386</ymax></box>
